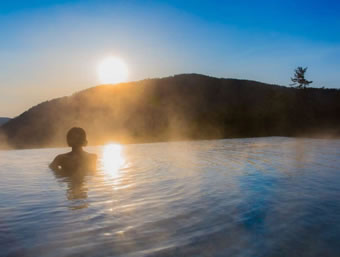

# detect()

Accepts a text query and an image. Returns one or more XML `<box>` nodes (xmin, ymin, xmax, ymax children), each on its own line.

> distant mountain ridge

<box><xmin>0</xmin><ymin>74</ymin><xmax>339</xmax><ymax>149</ymax></box>
<box><xmin>0</xmin><ymin>117</ymin><xmax>11</xmax><ymax>126</ymax></box>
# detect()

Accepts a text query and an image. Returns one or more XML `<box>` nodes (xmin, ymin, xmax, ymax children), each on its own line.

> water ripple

<box><xmin>1</xmin><ymin>137</ymin><xmax>340</xmax><ymax>257</ymax></box>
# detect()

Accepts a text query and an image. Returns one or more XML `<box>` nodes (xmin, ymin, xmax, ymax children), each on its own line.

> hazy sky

<box><xmin>1</xmin><ymin>0</ymin><xmax>340</xmax><ymax>117</ymax></box>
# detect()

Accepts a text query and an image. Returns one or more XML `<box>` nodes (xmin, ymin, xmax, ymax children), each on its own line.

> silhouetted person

<box><xmin>49</xmin><ymin>127</ymin><xmax>97</xmax><ymax>171</ymax></box>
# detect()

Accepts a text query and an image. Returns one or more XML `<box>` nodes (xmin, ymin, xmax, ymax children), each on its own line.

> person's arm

<box><xmin>49</xmin><ymin>155</ymin><xmax>62</xmax><ymax>171</ymax></box>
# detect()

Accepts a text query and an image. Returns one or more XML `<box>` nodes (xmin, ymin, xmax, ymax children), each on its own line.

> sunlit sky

<box><xmin>1</xmin><ymin>0</ymin><xmax>340</xmax><ymax>117</ymax></box>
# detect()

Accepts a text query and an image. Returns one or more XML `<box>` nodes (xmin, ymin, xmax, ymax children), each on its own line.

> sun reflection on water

<box><xmin>101</xmin><ymin>143</ymin><xmax>125</xmax><ymax>181</ymax></box>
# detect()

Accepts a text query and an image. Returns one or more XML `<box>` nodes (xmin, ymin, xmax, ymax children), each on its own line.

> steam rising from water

<box><xmin>2</xmin><ymin>75</ymin><xmax>339</xmax><ymax>150</ymax></box>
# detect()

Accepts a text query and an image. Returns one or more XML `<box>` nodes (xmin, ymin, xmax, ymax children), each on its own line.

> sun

<box><xmin>98</xmin><ymin>56</ymin><xmax>128</xmax><ymax>84</ymax></box>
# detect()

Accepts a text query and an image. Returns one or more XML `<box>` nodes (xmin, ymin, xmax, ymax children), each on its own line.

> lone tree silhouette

<box><xmin>290</xmin><ymin>66</ymin><xmax>313</xmax><ymax>89</ymax></box>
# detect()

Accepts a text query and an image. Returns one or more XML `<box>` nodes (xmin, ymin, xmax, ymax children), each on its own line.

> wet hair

<box><xmin>66</xmin><ymin>127</ymin><xmax>87</xmax><ymax>147</ymax></box>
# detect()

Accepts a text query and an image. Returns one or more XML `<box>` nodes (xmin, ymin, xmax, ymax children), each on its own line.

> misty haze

<box><xmin>1</xmin><ymin>1</ymin><xmax>340</xmax><ymax>257</ymax></box>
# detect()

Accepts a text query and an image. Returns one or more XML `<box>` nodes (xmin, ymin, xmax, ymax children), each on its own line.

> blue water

<box><xmin>1</xmin><ymin>137</ymin><xmax>340</xmax><ymax>257</ymax></box>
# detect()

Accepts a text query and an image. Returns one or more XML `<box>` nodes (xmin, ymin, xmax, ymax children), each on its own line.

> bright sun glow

<box><xmin>98</xmin><ymin>57</ymin><xmax>128</xmax><ymax>84</ymax></box>
<box><xmin>101</xmin><ymin>143</ymin><xmax>125</xmax><ymax>180</ymax></box>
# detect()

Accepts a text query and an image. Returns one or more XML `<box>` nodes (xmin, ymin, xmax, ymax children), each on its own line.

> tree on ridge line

<box><xmin>290</xmin><ymin>66</ymin><xmax>313</xmax><ymax>89</ymax></box>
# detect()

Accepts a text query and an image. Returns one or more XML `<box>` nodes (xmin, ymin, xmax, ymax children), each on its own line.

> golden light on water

<box><xmin>101</xmin><ymin>143</ymin><xmax>125</xmax><ymax>180</ymax></box>
<box><xmin>98</xmin><ymin>56</ymin><xmax>128</xmax><ymax>84</ymax></box>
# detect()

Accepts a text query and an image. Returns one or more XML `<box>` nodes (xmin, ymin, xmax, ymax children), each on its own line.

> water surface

<box><xmin>1</xmin><ymin>137</ymin><xmax>340</xmax><ymax>257</ymax></box>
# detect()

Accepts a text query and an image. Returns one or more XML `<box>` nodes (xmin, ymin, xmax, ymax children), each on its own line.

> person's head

<box><xmin>67</xmin><ymin>127</ymin><xmax>88</xmax><ymax>148</ymax></box>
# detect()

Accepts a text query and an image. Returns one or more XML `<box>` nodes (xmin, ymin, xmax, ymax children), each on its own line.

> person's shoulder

<box><xmin>50</xmin><ymin>153</ymin><xmax>69</xmax><ymax>170</ymax></box>
<box><xmin>55</xmin><ymin>152</ymin><xmax>71</xmax><ymax>160</ymax></box>
<box><xmin>52</xmin><ymin>152</ymin><xmax>74</xmax><ymax>165</ymax></box>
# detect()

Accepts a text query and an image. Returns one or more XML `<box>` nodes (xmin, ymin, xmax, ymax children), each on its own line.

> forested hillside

<box><xmin>1</xmin><ymin>74</ymin><xmax>339</xmax><ymax>149</ymax></box>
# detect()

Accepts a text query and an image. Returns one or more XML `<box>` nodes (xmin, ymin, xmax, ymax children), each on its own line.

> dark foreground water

<box><xmin>1</xmin><ymin>137</ymin><xmax>340</xmax><ymax>257</ymax></box>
